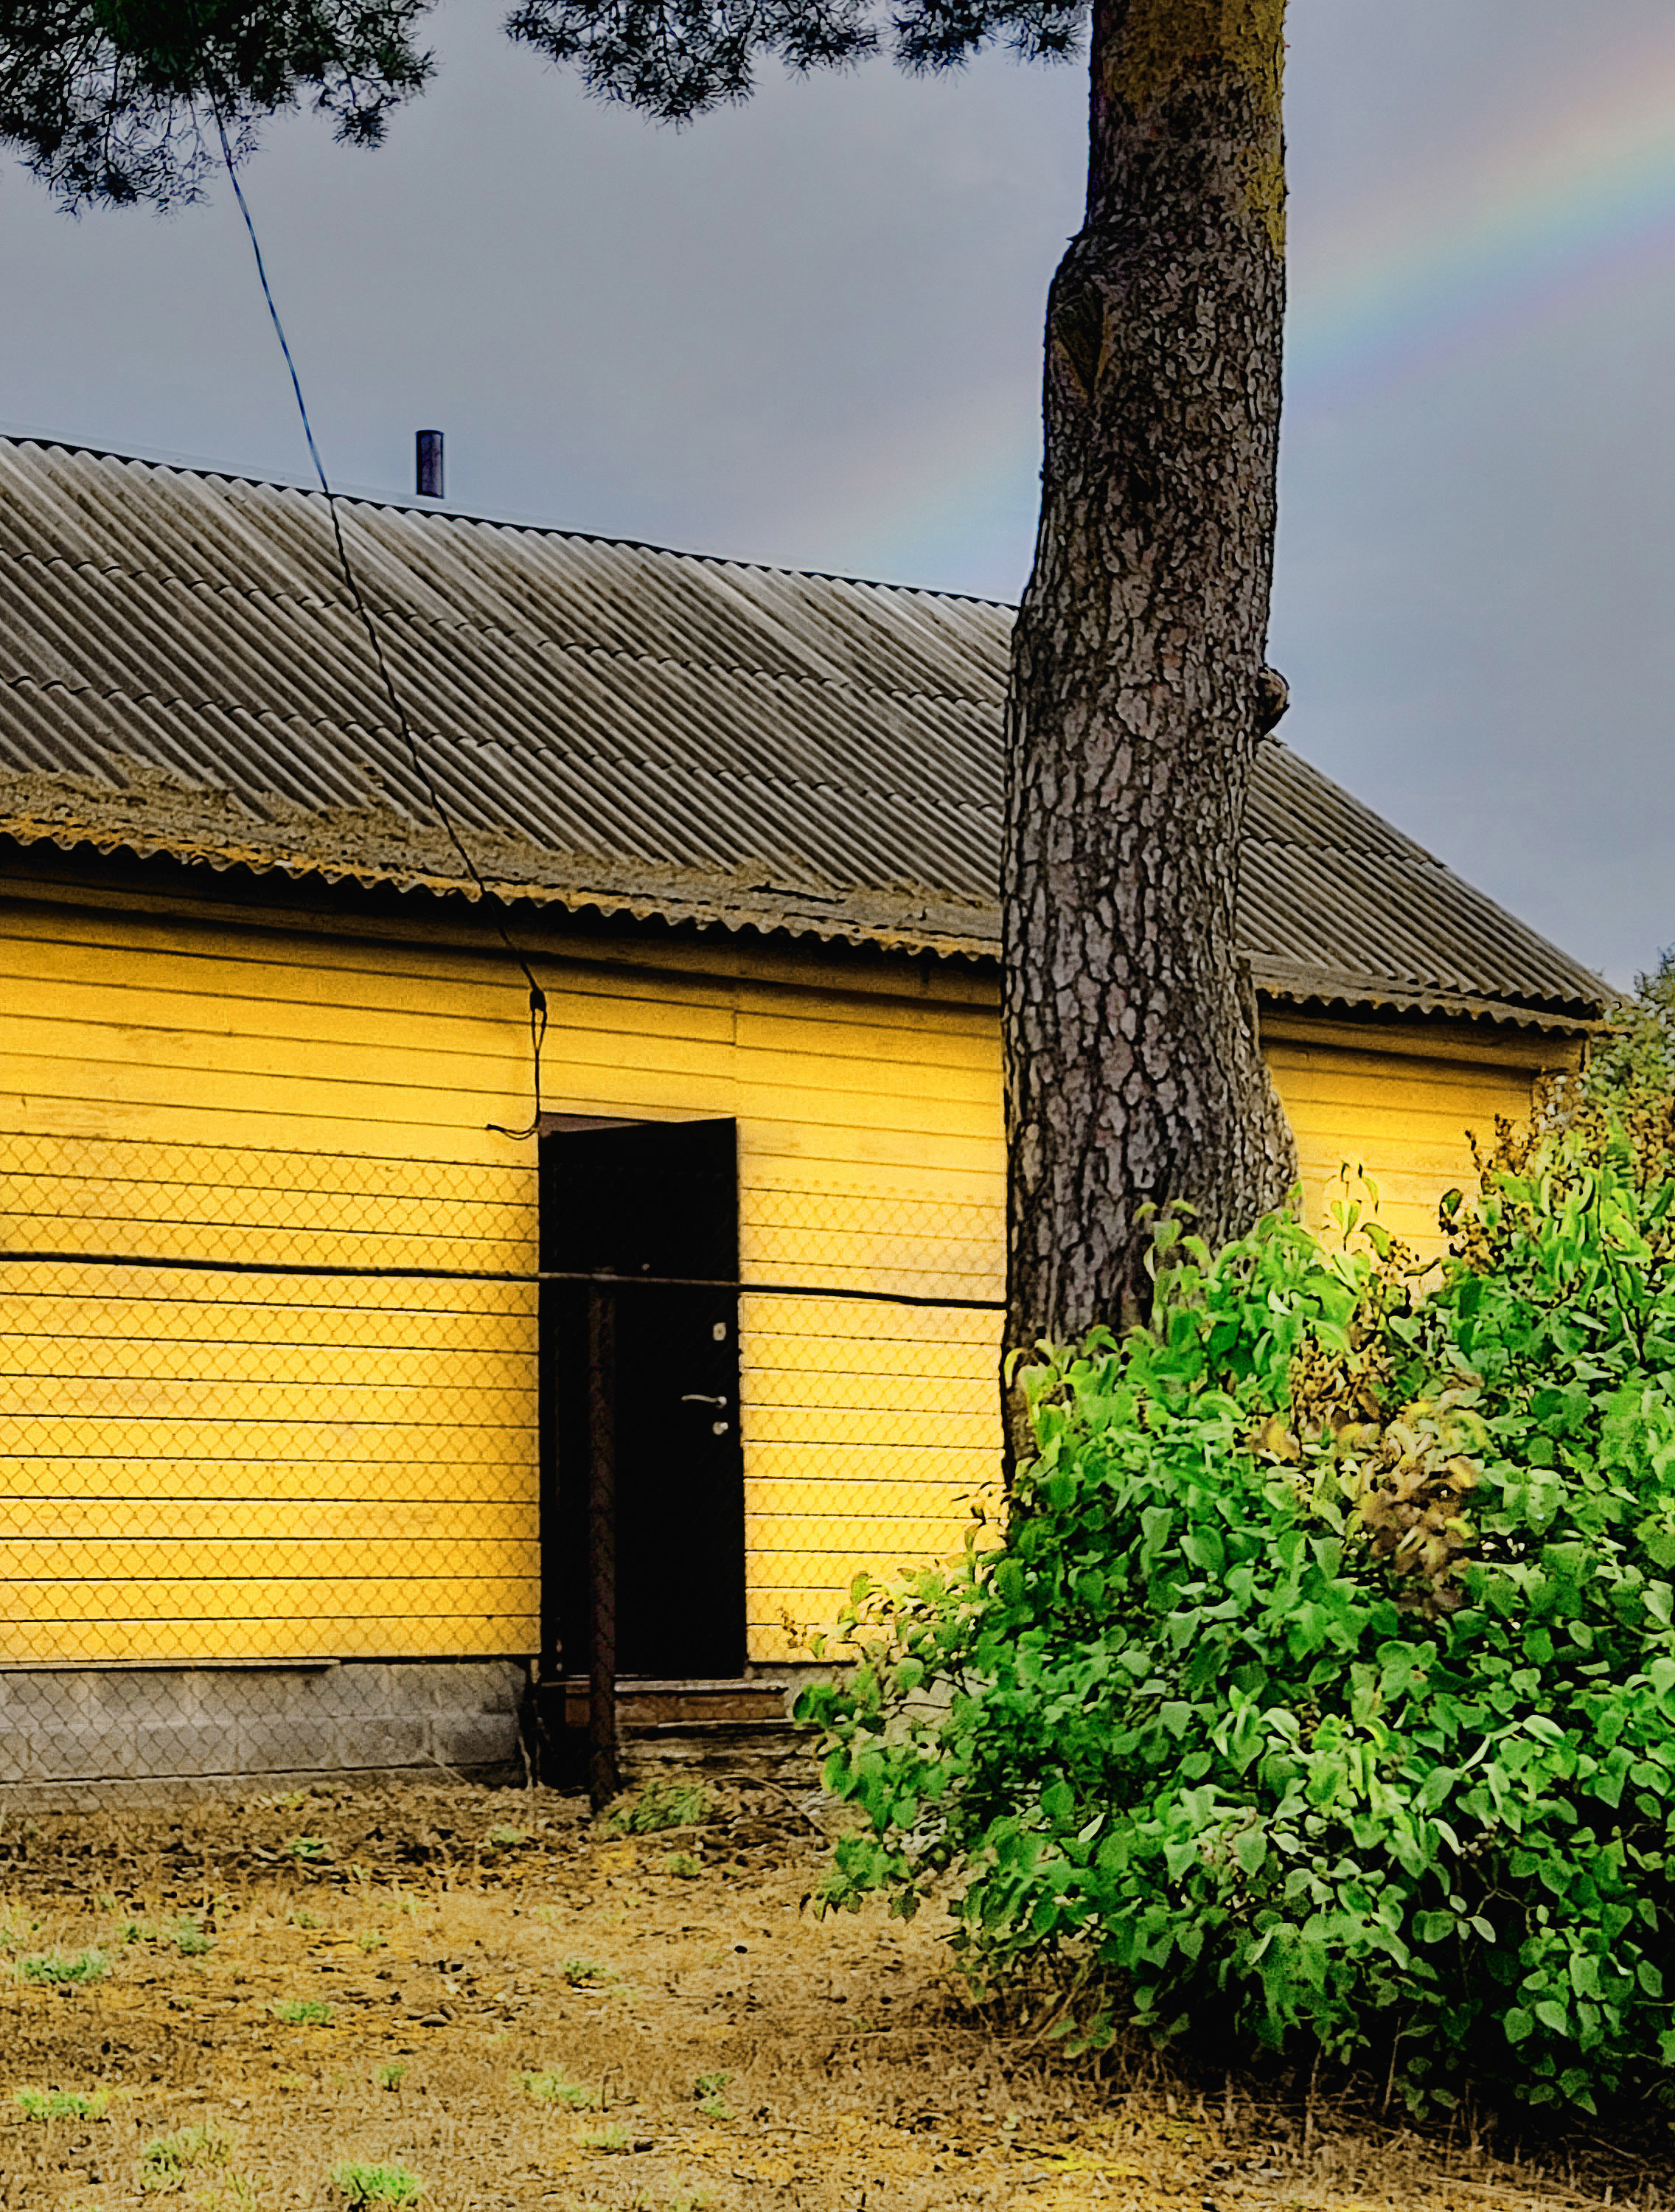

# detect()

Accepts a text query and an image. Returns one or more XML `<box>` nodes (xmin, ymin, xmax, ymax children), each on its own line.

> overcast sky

<box><xmin>0</xmin><ymin>0</ymin><xmax>1669</xmax><ymax>987</ymax></box>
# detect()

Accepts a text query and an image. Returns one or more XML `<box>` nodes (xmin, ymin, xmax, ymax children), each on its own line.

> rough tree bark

<box><xmin>1003</xmin><ymin>0</ymin><xmax>1298</xmax><ymax>1385</ymax></box>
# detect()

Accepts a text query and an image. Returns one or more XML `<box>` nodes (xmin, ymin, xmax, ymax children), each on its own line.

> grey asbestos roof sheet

<box><xmin>0</xmin><ymin>437</ymin><xmax>1606</xmax><ymax>1029</ymax></box>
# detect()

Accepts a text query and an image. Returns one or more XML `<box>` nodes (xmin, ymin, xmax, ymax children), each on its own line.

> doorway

<box><xmin>538</xmin><ymin>1117</ymin><xmax>745</xmax><ymax>1683</ymax></box>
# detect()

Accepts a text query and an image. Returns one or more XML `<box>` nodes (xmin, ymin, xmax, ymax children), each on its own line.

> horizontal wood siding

<box><xmin>0</xmin><ymin>874</ymin><xmax>1564</xmax><ymax>1669</ymax></box>
<box><xmin>0</xmin><ymin>886</ymin><xmax>1006</xmax><ymax>1666</ymax></box>
<box><xmin>1264</xmin><ymin>1024</ymin><xmax>1547</xmax><ymax>1259</ymax></box>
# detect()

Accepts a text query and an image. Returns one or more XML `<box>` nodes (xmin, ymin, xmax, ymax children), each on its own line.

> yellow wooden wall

<box><xmin>1262</xmin><ymin>1012</ymin><xmax>1573</xmax><ymax>1262</ymax></box>
<box><xmin>0</xmin><ymin>867</ymin><xmax>1571</xmax><ymax>1670</ymax></box>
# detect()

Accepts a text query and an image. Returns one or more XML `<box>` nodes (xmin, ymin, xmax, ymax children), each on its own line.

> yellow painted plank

<box><xmin>734</xmin><ymin>1077</ymin><xmax>998</xmax><ymax>1145</ymax></box>
<box><xmin>0</xmin><ymin>1336</ymin><xmax>532</xmax><ymax>1388</ymax></box>
<box><xmin>0</xmin><ymin>908</ymin><xmax>754</xmax><ymax>1026</ymax></box>
<box><xmin>1278</xmin><ymin>1088</ymin><xmax>1534</xmax><ymax>1133</ymax></box>
<box><xmin>0</xmin><ymin>1304</ymin><xmax>536</xmax><ymax>1358</ymax></box>
<box><xmin>735</xmin><ymin>1006</ymin><xmax>998</xmax><ymax>1076</ymax></box>
<box><xmin>742</xmin><ymin>1165</ymin><xmax>1004</xmax><ymax>1207</ymax></box>
<box><xmin>0</xmin><ymin>1377</ymin><xmax>533</xmax><ymax>1423</ymax></box>
<box><xmin>0</xmin><ymin>1130</ymin><xmax>534</xmax><ymax>1205</ymax></box>
<box><xmin>0</xmin><ymin>1089</ymin><xmax>1006</xmax><ymax>1180</ymax></box>
<box><xmin>0</xmin><ymin>1537</ymin><xmax>535</xmax><ymax>1580</ymax></box>
<box><xmin>742</xmin><ymin>1340</ymin><xmax>997</xmax><ymax>1382</ymax></box>
<box><xmin>0</xmin><ymin>968</ymin><xmax>740</xmax><ymax>1071</ymax></box>
<box><xmin>0</xmin><ymin>1176</ymin><xmax>534</xmax><ymax>1245</ymax></box>
<box><xmin>745</xmin><ymin>1385</ymin><xmax>996</xmax><ymax>1425</ymax></box>
<box><xmin>0</xmin><ymin>1573</ymin><xmax>537</xmax><ymax>1624</ymax></box>
<box><xmin>746</xmin><ymin>1528</ymin><xmax>974</xmax><ymax>1569</ymax></box>
<box><xmin>747</xmin><ymin>1545</ymin><xmax>977</xmax><ymax>1587</ymax></box>
<box><xmin>743</xmin><ymin>1441</ymin><xmax>996</xmax><ymax>1484</ymax></box>
<box><xmin>743</xmin><ymin>1405</ymin><xmax>996</xmax><ymax>1450</ymax></box>
<box><xmin>0</xmin><ymin>1458</ymin><xmax>534</xmax><ymax>1503</ymax></box>
<box><xmin>1279</xmin><ymin>1096</ymin><xmax>1529</xmax><ymax>1146</ymax></box>
<box><xmin>0</xmin><ymin>1613</ymin><xmax>534</xmax><ymax>1663</ymax></box>
<box><xmin>0</xmin><ymin>1421</ymin><xmax>533</xmax><ymax>1468</ymax></box>
<box><xmin>746</xmin><ymin>1475</ymin><xmax>994</xmax><ymax>1515</ymax></box>
<box><xmin>1268</xmin><ymin>1046</ymin><xmax>1537</xmax><ymax>1093</ymax></box>
<box><xmin>1263</xmin><ymin>1014</ymin><xmax>1578</xmax><ymax>1072</ymax></box>
<box><xmin>0</xmin><ymin>1074</ymin><xmax>530</xmax><ymax>1158</ymax></box>
<box><xmin>0</xmin><ymin>1018</ymin><xmax>747</xmax><ymax>1115</ymax></box>
<box><xmin>0</xmin><ymin>1273</ymin><xmax>535</xmax><ymax>1313</ymax></box>
<box><xmin>0</xmin><ymin>1498</ymin><xmax>535</xmax><ymax>1541</ymax></box>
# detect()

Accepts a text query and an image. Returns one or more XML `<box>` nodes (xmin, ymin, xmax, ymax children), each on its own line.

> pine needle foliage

<box><xmin>797</xmin><ymin>1123</ymin><xmax>1675</xmax><ymax>2117</ymax></box>
<box><xmin>0</xmin><ymin>0</ymin><xmax>433</xmax><ymax>210</ymax></box>
<box><xmin>1</xmin><ymin>0</ymin><xmax>1085</xmax><ymax>209</ymax></box>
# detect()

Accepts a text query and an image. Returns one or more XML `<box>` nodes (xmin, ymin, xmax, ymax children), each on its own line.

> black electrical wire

<box><xmin>0</xmin><ymin>1248</ymin><xmax>1004</xmax><ymax>1310</ymax></box>
<box><xmin>208</xmin><ymin>104</ymin><xmax>549</xmax><ymax>1141</ymax></box>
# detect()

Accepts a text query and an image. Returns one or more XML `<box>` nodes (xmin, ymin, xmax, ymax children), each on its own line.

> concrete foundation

<box><xmin>0</xmin><ymin>1658</ymin><xmax>528</xmax><ymax>1807</ymax></box>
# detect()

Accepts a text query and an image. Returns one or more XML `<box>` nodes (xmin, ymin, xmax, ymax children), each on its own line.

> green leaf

<box><xmin>1233</xmin><ymin>1826</ymin><xmax>1267</xmax><ymax>1879</ymax></box>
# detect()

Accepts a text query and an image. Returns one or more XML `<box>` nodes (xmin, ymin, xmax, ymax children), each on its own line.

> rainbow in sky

<box><xmin>827</xmin><ymin>22</ymin><xmax>1675</xmax><ymax>592</ymax></box>
<box><xmin>1286</xmin><ymin>22</ymin><xmax>1675</xmax><ymax>415</ymax></box>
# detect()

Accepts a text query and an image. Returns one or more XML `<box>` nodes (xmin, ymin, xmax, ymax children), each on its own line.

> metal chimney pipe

<box><xmin>415</xmin><ymin>429</ymin><xmax>444</xmax><ymax>499</ymax></box>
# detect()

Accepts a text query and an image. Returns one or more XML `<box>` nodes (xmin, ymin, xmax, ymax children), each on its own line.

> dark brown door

<box><xmin>539</xmin><ymin>1119</ymin><xmax>745</xmax><ymax>1681</ymax></box>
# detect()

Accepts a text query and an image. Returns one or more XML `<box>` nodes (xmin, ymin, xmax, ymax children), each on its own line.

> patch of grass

<box><xmin>270</xmin><ymin>1997</ymin><xmax>333</xmax><ymax>2026</ymax></box>
<box><xmin>694</xmin><ymin>2070</ymin><xmax>734</xmax><ymax>2121</ymax></box>
<box><xmin>119</xmin><ymin>1913</ymin><xmax>212</xmax><ymax>1955</ymax></box>
<box><xmin>576</xmin><ymin>2123</ymin><xmax>632</xmax><ymax>2153</ymax></box>
<box><xmin>356</xmin><ymin>1928</ymin><xmax>387</xmax><ymax>1953</ymax></box>
<box><xmin>14</xmin><ymin>2087</ymin><xmax>111</xmax><ymax>2121</ymax></box>
<box><xmin>485</xmin><ymin>1825</ymin><xmax>529</xmax><ymax>1848</ymax></box>
<box><xmin>284</xmin><ymin>1835</ymin><xmax>332</xmax><ymax>1862</ymax></box>
<box><xmin>518</xmin><ymin>2070</ymin><xmax>599</xmax><ymax>2109</ymax></box>
<box><xmin>559</xmin><ymin>1957</ymin><xmax>619</xmax><ymax>1988</ymax></box>
<box><xmin>375</xmin><ymin>2063</ymin><xmax>405</xmax><ymax>2092</ymax></box>
<box><xmin>286</xmin><ymin>1910</ymin><xmax>321</xmax><ymax>1930</ymax></box>
<box><xmin>139</xmin><ymin>2119</ymin><xmax>234</xmax><ymax>2192</ymax></box>
<box><xmin>607</xmin><ymin>1782</ymin><xmax>712</xmax><ymax>1835</ymax></box>
<box><xmin>663</xmin><ymin>1851</ymin><xmax>703</xmax><ymax>1879</ymax></box>
<box><xmin>332</xmin><ymin>2158</ymin><xmax>424</xmax><ymax>2205</ymax></box>
<box><xmin>17</xmin><ymin>1946</ymin><xmax>107</xmax><ymax>1984</ymax></box>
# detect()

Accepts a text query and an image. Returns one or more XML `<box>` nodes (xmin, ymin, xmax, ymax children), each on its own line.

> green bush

<box><xmin>607</xmin><ymin>1781</ymin><xmax>712</xmax><ymax>1834</ymax></box>
<box><xmin>15</xmin><ymin>2087</ymin><xmax>110</xmax><ymax>2121</ymax></box>
<box><xmin>332</xmin><ymin>2160</ymin><xmax>423</xmax><ymax>2206</ymax></box>
<box><xmin>17</xmin><ymin>1947</ymin><xmax>107</xmax><ymax>1985</ymax></box>
<box><xmin>798</xmin><ymin>1129</ymin><xmax>1675</xmax><ymax>2115</ymax></box>
<box><xmin>139</xmin><ymin>2120</ymin><xmax>234</xmax><ymax>2191</ymax></box>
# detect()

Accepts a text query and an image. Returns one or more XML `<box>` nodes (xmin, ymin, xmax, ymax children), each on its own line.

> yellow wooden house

<box><xmin>0</xmin><ymin>437</ymin><xmax>1605</xmax><ymax>1794</ymax></box>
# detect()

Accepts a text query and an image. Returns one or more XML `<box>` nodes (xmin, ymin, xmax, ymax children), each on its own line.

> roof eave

<box><xmin>1</xmin><ymin>815</ymin><xmax>1611</xmax><ymax>1030</ymax></box>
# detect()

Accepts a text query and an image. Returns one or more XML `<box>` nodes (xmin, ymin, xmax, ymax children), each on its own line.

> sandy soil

<box><xmin>0</xmin><ymin>1779</ymin><xmax>1656</xmax><ymax>2212</ymax></box>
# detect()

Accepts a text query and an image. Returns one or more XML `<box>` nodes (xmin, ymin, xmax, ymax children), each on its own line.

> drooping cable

<box><xmin>208</xmin><ymin>105</ymin><xmax>549</xmax><ymax>1141</ymax></box>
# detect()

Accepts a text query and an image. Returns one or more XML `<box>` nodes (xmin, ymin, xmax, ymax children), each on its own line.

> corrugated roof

<box><xmin>0</xmin><ymin>436</ymin><xmax>1606</xmax><ymax>1029</ymax></box>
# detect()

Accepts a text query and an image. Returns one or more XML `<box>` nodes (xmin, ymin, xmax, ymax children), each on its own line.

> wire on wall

<box><xmin>207</xmin><ymin>106</ymin><xmax>549</xmax><ymax>1142</ymax></box>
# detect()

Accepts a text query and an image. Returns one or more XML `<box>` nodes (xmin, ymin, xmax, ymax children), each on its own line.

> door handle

<box><xmin>680</xmin><ymin>1394</ymin><xmax>728</xmax><ymax>1408</ymax></box>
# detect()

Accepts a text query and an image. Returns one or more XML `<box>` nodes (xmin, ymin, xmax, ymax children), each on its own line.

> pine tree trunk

<box><xmin>1003</xmin><ymin>0</ymin><xmax>1298</xmax><ymax>1383</ymax></box>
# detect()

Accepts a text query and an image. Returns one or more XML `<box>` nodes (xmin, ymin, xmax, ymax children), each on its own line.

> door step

<box><xmin>532</xmin><ymin>1677</ymin><xmax>816</xmax><ymax>1790</ymax></box>
<box><xmin>554</xmin><ymin>1677</ymin><xmax>792</xmax><ymax>1729</ymax></box>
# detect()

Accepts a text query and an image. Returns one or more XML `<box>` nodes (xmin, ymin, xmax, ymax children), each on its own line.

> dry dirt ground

<box><xmin>0</xmin><ymin>1778</ymin><xmax>1662</xmax><ymax>2212</ymax></box>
